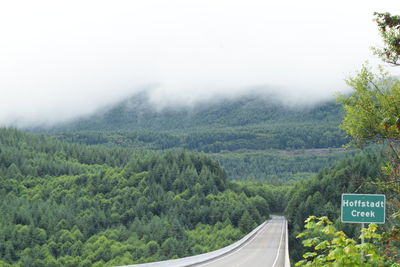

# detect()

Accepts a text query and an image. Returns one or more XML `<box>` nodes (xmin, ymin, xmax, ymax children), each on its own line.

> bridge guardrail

<box><xmin>119</xmin><ymin>220</ymin><xmax>269</xmax><ymax>267</ymax></box>
<box><xmin>284</xmin><ymin>220</ymin><xmax>290</xmax><ymax>267</ymax></box>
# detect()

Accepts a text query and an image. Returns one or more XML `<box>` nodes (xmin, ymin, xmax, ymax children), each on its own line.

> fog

<box><xmin>0</xmin><ymin>0</ymin><xmax>398</xmax><ymax>127</ymax></box>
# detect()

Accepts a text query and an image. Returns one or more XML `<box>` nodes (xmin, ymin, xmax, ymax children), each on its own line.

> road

<box><xmin>191</xmin><ymin>216</ymin><xmax>287</xmax><ymax>267</ymax></box>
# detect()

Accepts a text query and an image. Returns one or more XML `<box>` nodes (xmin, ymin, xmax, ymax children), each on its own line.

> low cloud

<box><xmin>0</xmin><ymin>0</ymin><xmax>397</xmax><ymax>127</ymax></box>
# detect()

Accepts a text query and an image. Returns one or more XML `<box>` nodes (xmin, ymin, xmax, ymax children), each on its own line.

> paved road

<box><xmin>191</xmin><ymin>216</ymin><xmax>287</xmax><ymax>267</ymax></box>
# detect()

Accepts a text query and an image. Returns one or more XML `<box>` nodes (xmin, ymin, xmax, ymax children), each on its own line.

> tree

<box><xmin>335</xmin><ymin>11</ymin><xmax>400</xmax><ymax>265</ymax></box>
<box><xmin>295</xmin><ymin>216</ymin><xmax>384</xmax><ymax>266</ymax></box>
<box><xmin>348</xmin><ymin>11</ymin><xmax>400</xmax><ymax>152</ymax></box>
<box><xmin>338</xmin><ymin>66</ymin><xmax>399</xmax><ymax>143</ymax></box>
<box><xmin>372</xmin><ymin>12</ymin><xmax>400</xmax><ymax>66</ymax></box>
<box><xmin>160</xmin><ymin>237</ymin><xmax>179</xmax><ymax>258</ymax></box>
<box><xmin>238</xmin><ymin>210</ymin><xmax>256</xmax><ymax>234</ymax></box>
<box><xmin>337</xmin><ymin>14</ymin><xmax>400</xmax><ymax>203</ymax></box>
<box><xmin>337</xmin><ymin>65</ymin><xmax>400</xmax><ymax>195</ymax></box>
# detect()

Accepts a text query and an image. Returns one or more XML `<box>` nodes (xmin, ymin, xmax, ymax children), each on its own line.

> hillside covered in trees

<box><xmin>46</xmin><ymin>94</ymin><xmax>347</xmax><ymax>151</ymax></box>
<box><xmin>35</xmin><ymin>95</ymin><xmax>353</xmax><ymax>184</ymax></box>
<box><xmin>284</xmin><ymin>151</ymin><xmax>387</xmax><ymax>261</ymax></box>
<box><xmin>0</xmin><ymin>128</ymin><xmax>283</xmax><ymax>266</ymax></box>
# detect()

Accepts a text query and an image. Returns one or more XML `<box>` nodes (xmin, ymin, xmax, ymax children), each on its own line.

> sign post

<box><xmin>341</xmin><ymin>193</ymin><xmax>385</xmax><ymax>263</ymax></box>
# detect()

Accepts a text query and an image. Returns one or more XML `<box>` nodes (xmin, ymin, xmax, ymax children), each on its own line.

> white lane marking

<box><xmin>195</xmin><ymin>221</ymin><xmax>271</xmax><ymax>266</ymax></box>
<box><xmin>271</xmin><ymin>220</ymin><xmax>285</xmax><ymax>267</ymax></box>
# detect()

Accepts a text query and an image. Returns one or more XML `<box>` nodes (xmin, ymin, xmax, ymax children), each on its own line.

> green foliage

<box><xmin>337</xmin><ymin>20</ymin><xmax>400</xmax><ymax>200</ymax></box>
<box><xmin>238</xmin><ymin>210</ymin><xmax>257</xmax><ymax>234</ymax></box>
<box><xmin>337</xmin><ymin>66</ymin><xmax>400</xmax><ymax>224</ymax></box>
<box><xmin>186</xmin><ymin>221</ymin><xmax>242</xmax><ymax>254</ymax></box>
<box><xmin>42</xmin><ymin>98</ymin><xmax>350</xmax><ymax>184</ymax></box>
<box><xmin>372</xmin><ymin>12</ymin><xmax>400</xmax><ymax>66</ymax></box>
<box><xmin>48</xmin><ymin>95</ymin><xmax>344</xmax><ymax>134</ymax></box>
<box><xmin>0</xmin><ymin>128</ymin><xmax>277</xmax><ymax>266</ymax></box>
<box><xmin>284</xmin><ymin>151</ymin><xmax>386</xmax><ymax>262</ymax></box>
<box><xmin>337</xmin><ymin>65</ymin><xmax>400</xmax><ymax>143</ymax></box>
<box><xmin>49</xmin><ymin>98</ymin><xmax>347</xmax><ymax>153</ymax></box>
<box><xmin>295</xmin><ymin>216</ymin><xmax>384</xmax><ymax>266</ymax></box>
<box><xmin>212</xmin><ymin>149</ymin><xmax>357</xmax><ymax>184</ymax></box>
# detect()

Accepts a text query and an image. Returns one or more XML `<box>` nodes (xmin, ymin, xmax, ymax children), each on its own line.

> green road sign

<box><xmin>341</xmin><ymin>194</ymin><xmax>385</xmax><ymax>224</ymax></box>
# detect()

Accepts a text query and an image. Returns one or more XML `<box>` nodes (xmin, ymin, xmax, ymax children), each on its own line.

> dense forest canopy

<box><xmin>34</xmin><ymin>96</ymin><xmax>352</xmax><ymax>184</ymax></box>
<box><xmin>0</xmin><ymin>96</ymin><xmax>357</xmax><ymax>266</ymax></box>
<box><xmin>44</xmin><ymin>94</ymin><xmax>343</xmax><ymax>132</ymax></box>
<box><xmin>41</xmin><ymin>95</ymin><xmax>347</xmax><ymax>152</ymax></box>
<box><xmin>0</xmin><ymin>128</ymin><xmax>284</xmax><ymax>266</ymax></box>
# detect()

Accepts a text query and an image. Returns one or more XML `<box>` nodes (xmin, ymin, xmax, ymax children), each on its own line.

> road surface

<box><xmin>191</xmin><ymin>216</ymin><xmax>287</xmax><ymax>267</ymax></box>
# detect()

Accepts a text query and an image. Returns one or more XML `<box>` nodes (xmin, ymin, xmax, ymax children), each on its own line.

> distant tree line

<box><xmin>53</xmin><ymin>122</ymin><xmax>348</xmax><ymax>152</ymax></box>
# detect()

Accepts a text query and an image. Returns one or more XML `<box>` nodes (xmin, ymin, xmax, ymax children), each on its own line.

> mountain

<box><xmin>49</xmin><ymin>93</ymin><xmax>344</xmax><ymax>132</ymax></box>
<box><xmin>35</xmin><ymin>93</ymin><xmax>353</xmax><ymax>184</ymax></box>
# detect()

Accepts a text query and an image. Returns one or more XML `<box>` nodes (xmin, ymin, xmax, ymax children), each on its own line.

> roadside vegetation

<box><xmin>291</xmin><ymin>12</ymin><xmax>400</xmax><ymax>266</ymax></box>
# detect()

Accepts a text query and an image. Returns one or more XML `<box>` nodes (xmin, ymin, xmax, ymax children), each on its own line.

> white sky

<box><xmin>0</xmin><ymin>0</ymin><xmax>399</xmax><ymax>127</ymax></box>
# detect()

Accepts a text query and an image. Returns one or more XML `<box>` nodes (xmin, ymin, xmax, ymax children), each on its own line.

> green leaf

<box><xmin>315</xmin><ymin>240</ymin><xmax>329</xmax><ymax>250</ymax></box>
<box><xmin>296</xmin><ymin>232</ymin><xmax>306</xmax><ymax>239</ymax></box>
<box><xmin>303</xmin><ymin>237</ymin><xmax>320</xmax><ymax>247</ymax></box>
<box><xmin>303</xmin><ymin>252</ymin><xmax>317</xmax><ymax>259</ymax></box>
<box><xmin>295</xmin><ymin>259</ymin><xmax>307</xmax><ymax>266</ymax></box>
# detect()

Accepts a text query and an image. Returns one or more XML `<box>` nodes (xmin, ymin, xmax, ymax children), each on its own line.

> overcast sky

<box><xmin>0</xmin><ymin>0</ymin><xmax>399</xmax><ymax>127</ymax></box>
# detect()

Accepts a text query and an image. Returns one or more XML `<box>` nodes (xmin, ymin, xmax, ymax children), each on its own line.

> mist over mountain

<box><xmin>36</xmin><ymin>92</ymin><xmax>350</xmax><ymax>185</ymax></box>
<box><xmin>6</xmin><ymin>84</ymin><xmax>343</xmax><ymax>129</ymax></box>
<box><xmin>43</xmin><ymin>91</ymin><xmax>343</xmax><ymax>133</ymax></box>
<box><xmin>2</xmin><ymin>0</ymin><xmax>397</xmax><ymax>128</ymax></box>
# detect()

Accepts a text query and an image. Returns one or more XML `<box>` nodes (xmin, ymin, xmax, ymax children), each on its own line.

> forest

<box><xmin>38</xmin><ymin>97</ymin><xmax>352</xmax><ymax>184</ymax></box>
<box><xmin>45</xmin><ymin>96</ymin><xmax>348</xmax><ymax>153</ymax></box>
<box><xmin>0</xmin><ymin>128</ymin><xmax>284</xmax><ymax>266</ymax></box>
<box><xmin>0</xmin><ymin>97</ymin><xmax>355</xmax><ymax>266</ymax></box>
